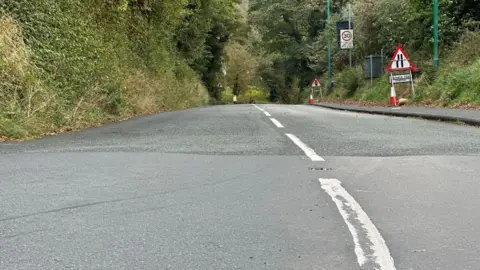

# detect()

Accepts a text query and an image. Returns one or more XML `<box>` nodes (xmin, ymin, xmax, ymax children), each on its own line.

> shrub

<box><xmin>337</xmin><ymin>68</ymin><xmax>364</xmax><ymax>98</ymax></box>
<box><xmin>358</xmin><ymin>74</ymin><xmax>390</xmax><ymax>102</ymax></box>
<box><xmin>445</xmin><ymin>31</ymin><xmax>480</xmax><ymax>67</ymax></box>
<box><xmin>239</xmin><ymin>88</ymin><xmax>270</xmax><ymax>103</ymax></box>
<box><xmin>432</xmin><ymin>59</ymin><xmax>480</xmax><ymax>106</ymax></box>
<box><xmin>220</xmin><ymin>87</ymin><xmax>234</xmax><ymax>104</ymax></box>
<box><xmin>0</xmin><ymin>1</ymin><xmax>209</xmax><ymax>138</ymax></box>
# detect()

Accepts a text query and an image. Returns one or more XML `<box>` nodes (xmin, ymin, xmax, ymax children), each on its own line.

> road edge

<box><xmin>312</xmin><ymin>104</ymin><xmax>480</xmax><ymax>127</ymax></box>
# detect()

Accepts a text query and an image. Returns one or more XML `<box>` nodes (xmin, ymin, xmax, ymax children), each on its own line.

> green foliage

<box><xmin>220</xmin><ymin>86</ymin><xmax>270</xmax><ymax>104</ymax></box>
<box><xmin>176</xmin><ymin>0</ymin><xmax>241</xmax><ymax>99</ymax></box>
<box><xmin>451</xmin><ymin>0</ymin><xmax>480</xmax><ymax>27</ymax></box>
<box><xmin>0</xmin><ymin>0</ymin><xmax>242</xmax><ymax>138</ymax></box>
<box><xmin>223</xmin><ymin>41</ymin><xmax>260</xmax><ymax>96</ymax></box>
<box><xmin>358</xmin><ymin>75</ymin><xmax>391</xmax><ymax>102</ymax></box>
<box><xmin>238</xmin><ymin>88</ymin><xmax>270</xmax><ymax>103</ymax></box>
<box><xmin>220</xmin><ymin>87</ymin><xmax>234</xmax><ymax>104</ymax></box>
<box><xmin>444</xmin><ymin>31</ymin><xmax>480</xmax><ymax>67</ymax></box>
<box><xmin>285</xmin><ymin>76</ymin><xmax>302</xmax><ymax>104</ymax></box>
<box><xmin>248</xmin><ymin>0</ymin><xmax>480</xmax><ymax>107</ymax></box>
<box><xmin>249</xmin><ymin>0</ymin><xmax>326</xmax><ymax>102</ymax></box>
<box><xmin>412</xmin><ymin>31</ymin><xmax>480</xmax><ymax>105</ymax></box>
<box><xmin>431</xmin><ymin>59</ymin><xmax>480</xmax><ymax>106</ymax></box>
<box><xmin>337</xmin><ymin>68</ymin><xmax>364</xmax><ymax>98</ymax></box>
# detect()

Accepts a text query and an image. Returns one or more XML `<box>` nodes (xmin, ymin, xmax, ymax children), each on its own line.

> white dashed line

<box><xmin>319</xmin><ymin>178</ymin><xmax>396</xmax><ymax>270</ymax></box>
<box><xmin>252</xmin><ymin>104</ymin><xmax>265</xmax><ymax>112</ymax></box>
<box><xmin>264</xmin><ymin>111</ymin><xmax>272</xmax><ymax>117</ymax></box>
<box><xmin>270</xmin><ymin>118</ymin><xmax>284</xmax><ymax>128</ymax></box>
<box><xmin>285</xmin><ymin>134</ymin><xmax>324</xmax><ymax>161</ymax></box>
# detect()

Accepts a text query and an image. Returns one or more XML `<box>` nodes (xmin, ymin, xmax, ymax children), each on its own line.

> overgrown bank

<box><xmin>247</xmin><ymin>0</ymin><xmax>480</xmax><ymax>107</ymax></box>
<box><xmin>326</xmin><ymin>31</ymin><xmax>480</xmax><ymax>107</ymax></box>
<box><xmin>0</xmin><ymin>0</ymin><xmax>240</xmax><ymax>139</ymax></box>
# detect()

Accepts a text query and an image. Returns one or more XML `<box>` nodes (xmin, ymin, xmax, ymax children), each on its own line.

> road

<box><xmin>1</xmin><ymin>104</ymin><xmax>480</xmax><ymax>270</ymax></box>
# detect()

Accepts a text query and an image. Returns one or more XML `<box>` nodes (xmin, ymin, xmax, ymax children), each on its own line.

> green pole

<box><xmin>327</xmin><ymin>0</ymin><xmax>332</xmax><ymax>90</ymax></box>
<box><xmin>433</xmin><ymin>0</ymin><xmax>439</xmax><ymax>69</ymax></box>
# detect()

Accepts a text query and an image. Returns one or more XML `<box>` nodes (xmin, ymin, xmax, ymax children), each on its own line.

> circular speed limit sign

<box><xmin>341</xmin><ymin>30</ymin><xmax>353</xmax><ymax>42</ymax></box>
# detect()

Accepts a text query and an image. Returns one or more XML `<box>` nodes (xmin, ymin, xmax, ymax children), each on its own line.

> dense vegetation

<box><xmin>0</xmin><ymin>0</ymin><xmax>245</xmax><ymax>138</ymax></box>
<box><xmin>1</xmin><ymin>0</ymin><xmax>479</xmax><ymax>138</ymax></box>
<box><xmin>248</xmin><ymin>0</ymin><xmax>480</xmax><ymax>106</ymax></box>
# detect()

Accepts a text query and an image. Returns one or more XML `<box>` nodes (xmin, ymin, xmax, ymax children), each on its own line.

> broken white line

<box><xmin>270</xmin><ymin>118</ymin><xmax>284</xmax><ymax>128</ymax></box>
<box><xmin>264</xmin><ymin>111</ymin><xmax>272</xmax><ymax>117</ymax></box>
<box><xmin>286</xmin><ymin>134</ymin><xmax>324</xmax><ymax>161</ymax></box>
<box><xmin>252</xmin><ymin>104</ymin><xmax>265</xmax><ymax>112</ymax></box>
<box><xmin>319</xmin><ymin>178</ymin><xmax>396</xmax><ymax>270</ymax></box>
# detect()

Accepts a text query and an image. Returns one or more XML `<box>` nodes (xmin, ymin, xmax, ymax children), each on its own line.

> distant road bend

<box><xmin>1</xmin><ymin>104</ymin><xmax>480</xmax><ymax>270</ymax></box>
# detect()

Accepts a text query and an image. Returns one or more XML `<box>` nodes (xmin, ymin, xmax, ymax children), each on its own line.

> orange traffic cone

<box><xmin>309</xmin><ymin>94</ymin><xmax>314</xmax><ymax>104</ymax></box>
<box><xmin>389</xmin><ymin>84</ymin><xmax>397</xmax><ymax>106</ymax></box>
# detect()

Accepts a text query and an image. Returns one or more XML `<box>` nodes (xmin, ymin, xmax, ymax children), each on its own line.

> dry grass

<box><xmin>0</xmin><ymin>16</ymin><xmax>47</xmax><ymax>138</ymax></box>
<box><xmin>124</xmin><ymin>69</ymin><xmax>209</xmax><ymax>113</ymax></box>
<box><xmin>0</xmin><ymin>16</ymin><xmax>29</xmax><ymax>78</ymax></box>
<box><xmin>0</xmin><ymin>1</ymin><xmax>211</xmax><ymax>141</ymax></box>
<box><xmin>124</xmin><ymin>71</ymin><xmax>165</xmax><ymax>113</ymax></box>
<box><xmin>0</xmin><ymin>16</ymin><xmax>53</xmax><ymax>117</ymax></box>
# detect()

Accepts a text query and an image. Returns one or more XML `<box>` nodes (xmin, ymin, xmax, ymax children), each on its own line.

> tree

<box><xmin>223</xmin><ymin>42</ymin><xmax>259</xmax><ymax>96</ymax></box>
<box><xmin>249</xmin><ymin>0</ymin><xmax>326</xmax><ymax>102</ymax></box>
<box><xmin>176</xmin><ymin>0</ymin><xmax>241</xmax><ymax>100</ymax></box>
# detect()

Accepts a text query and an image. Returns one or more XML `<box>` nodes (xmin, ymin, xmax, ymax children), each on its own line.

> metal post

<box><xmin>327</xmin><ymin>0</ymin><xmax>332</xmax><ymax>91</ymax></box>
<box><xmin>381</xmin><ymin>48</ymin><xmax>384</xmax><ymax>75</ymax></box>
<box><xmin>433</xmin><ymin>0</ymin><xmax>439</xmax><ymax>69</ymax></box>
<box><xmin>409</xmin><ymin>70</ymin><xmax>415</xmax><ymax>96</ymax></box>
<box><xmin>370</xmin><ymin>55</ymin><xmax>373</xmax><ymax>87</ymax></box>
<box><xmin>348</xmin><ymin>3</ymin><xmax>352</xmax><ymax>68</ymax></box>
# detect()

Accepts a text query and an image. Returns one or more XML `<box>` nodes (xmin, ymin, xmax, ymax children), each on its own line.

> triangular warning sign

<box><xmin>386</xmin><ymin>45</ymin><xmax>417</xmax><ymax>72</ymax></box>
<box><xmin>310</xmin><ymin>77</ymin><xmax>321</xmax><ymax>88</ymax></box>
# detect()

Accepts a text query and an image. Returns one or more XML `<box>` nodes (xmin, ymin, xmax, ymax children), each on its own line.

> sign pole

<box><xmin>370</xmin><ymin>55</ymin><xmax>373</xmax><ymax>87</ymax></box>
<box><xmin>348</xmin><ymin>4</ymin><xmax>352</xmax><ymax>68</ymax></box>
<box><xmin>433</xmin><ymin>0</ymin><xmax>439</xmax><ymax>69</ymax></box>
<box><xmin>381</xmin><ymin>48</ymin><xmax>384</xmax><ymax>75</ymax></box>
<box><xmin>327</xmin><ymin>0</ymin><xmax>332</xmax><ymax>91</ymax></box>
<box><xmin>409</xmin><ymin>70</ymin><xmax>415</xmax><ymax>96</ymax></box>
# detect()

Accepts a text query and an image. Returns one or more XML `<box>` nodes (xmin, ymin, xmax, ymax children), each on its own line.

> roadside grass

<box><xmin>327</xmin><ymin>31</ymin><xmax>480</xmax><ymax>108</ymax></box>
<box><xmin>221</xmin><ymin>87</ymin><xmax>270</xmax><ymax>104</ymax></box>
<box><xmin>238</xmin><ymin>88</ymin><xmax>270</xmax><ymax>104</ymax></box>
<box><xmin>0</xmin><ymin>2</ymin><xmax>209</xmax><ymax>140</ymax></box>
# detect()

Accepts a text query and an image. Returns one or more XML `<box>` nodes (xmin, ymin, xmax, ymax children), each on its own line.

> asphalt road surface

<box><xmin>1</xmin><ymin>104</ymin><xmax>480</xmax><ymax>270</ymax></box>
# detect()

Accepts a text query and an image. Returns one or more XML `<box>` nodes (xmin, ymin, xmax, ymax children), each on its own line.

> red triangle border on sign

<box><xmin>310</xmin><ymin>77</ymin><xmax>322</xmax><ymax>88</ymax></box>
<box><xmin>386</xmin><ymin>45</ymin><xmax>419</xmax><ymax>72</ymax></box>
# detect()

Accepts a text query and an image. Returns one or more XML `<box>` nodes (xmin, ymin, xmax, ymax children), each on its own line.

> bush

<box><xmin>220</xmin><ymin>87</ymin><xmax>234</xmax><ymax>104</ymax></box>
<box><xmin>411</xmin><ymin>32</ymin><xmax>480</xmax><ymax>106</ymax></box>
<box><xmin>432</xmin><ymin>59</ymin><xmax>480</xmax><ymax>106</ymax></box>
<box><xmin>358</xmin><ymin>74</ymin><xmax>390</xmax><ymax>102</ymax></box>
<box><xmin>0</xmin><ymin>1</ymin><xmax>209</xmax><ymax>138</ymax></box>
<box><xmin>445</xmin><ymin>31</ymin><xmax>480</xmax><ymax>67</ymax></box>
<box><xmin>239</xmin><ymin>88</ymin><xmax>270</xmax><ymax>103</ymax></box>
<box><xmin>337</xmin><ymin>68</ymin><xmax>364</xmax><ymax>98</ymax></box>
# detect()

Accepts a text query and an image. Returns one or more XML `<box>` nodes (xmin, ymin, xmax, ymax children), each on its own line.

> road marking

<box><xmin>264</xmin><ymin>111</ymin><xmax>272</xmax><ymax>117</ymax></box>
<box><xmin>319</xmin><ymin>178</ymin><xmax>396</xmax><ymax>270</ymax></box>
<box><xmin>286</xmin><ymin>134</ymin><xmax>324</xmax><ymax>161</ymax></box>
<box><xmin>270</xmin><ymin>118</ymin><xmax>284</xmax><ymax>128</ymax></box>
<box><xmin>252</xmin><ymin>104</ymin><xmax>265</xmax><ymax>112</ymax></box>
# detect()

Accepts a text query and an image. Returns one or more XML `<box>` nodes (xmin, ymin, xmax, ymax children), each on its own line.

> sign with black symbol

<box><xmin>386</xmin><ymin>45</ymin><xmax>416</xmax><ymax>72</ymax></box>
<box><xmin>340</xmin><ymin>30</ymin><xmax>354</xmax><ymax>49</ymax></box>
<box><xmin>310</xmin><ymin>77</ymin><xmax>322</xmax><ymax>88</ymax></box>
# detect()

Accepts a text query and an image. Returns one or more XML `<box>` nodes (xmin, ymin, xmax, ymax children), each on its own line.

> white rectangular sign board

<box><xmin>340</xmin><ymin>29</ymin><xmax>353</xmax><ymax>49</ymax></box>
<box><xmin>390</xmin><ymin>74</ymin><xmax>412</xmax><ymax>84</ymax></box>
